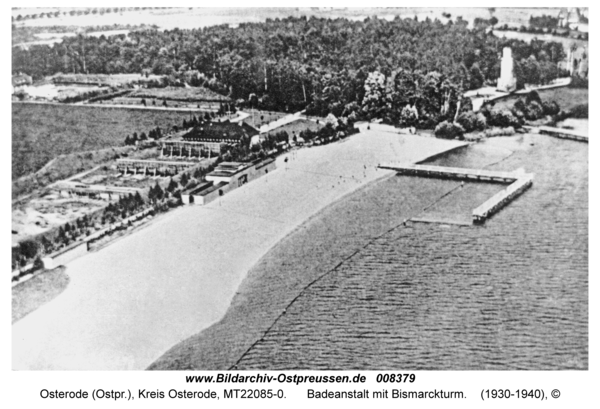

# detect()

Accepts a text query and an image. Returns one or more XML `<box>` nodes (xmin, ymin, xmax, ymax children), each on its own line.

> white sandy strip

<box><xmin>12</xmin><ymin>131</ymin><xmax>464</xmax><ymax>370</ymax></box>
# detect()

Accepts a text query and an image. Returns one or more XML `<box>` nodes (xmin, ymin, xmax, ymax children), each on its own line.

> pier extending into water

<box><xmin>537</xmin><ymin>126</ymin><xmax>588</xmax><ymax>143</ymax></box>
<box><xmin>379</xmin><ymin>163</ymin><xmax>521</xmax><ymax>183</ymax></box>
<box><xmin>472</xmin><ymin>174</ymin><xmax>534</xmax><ymax>224</ymax></box>
<box><xmin>378</xmin><ymin>163</ymin><xmax>534</xmax><ymax>224</ymax></box>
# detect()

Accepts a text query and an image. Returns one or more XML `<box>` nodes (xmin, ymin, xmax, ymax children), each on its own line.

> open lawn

<box><xmin>12</xmin><ymin>103</ymin><xmax>193</xmax><ymax>180</ymax></box>
<box><xmin>241</xmin><ymin>110</ymin><xmax>288</xmax><ymax>128</ymax></box>
<box><xmin>263</xmin><ymin>118</ymin><xmax>324</xmax><ymax>137</ymax></box>
<box><xmin>493</xmin><ymin>87</ymin><xmax>588</xmax><ymax>112</ymax></box>
<box><xmin>12</xmin><ymin>267</ymin><xmax>69</xmax><ymax>323</ymax></box>
<box><xmin>12</xmin><ymin>266</ymin><xmax>69</xmax><ymax>323</ymax></box>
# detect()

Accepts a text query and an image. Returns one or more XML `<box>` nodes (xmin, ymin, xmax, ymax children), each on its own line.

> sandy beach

<box><xmin>12</xmin><ymin>130</ymin><xmax>464</xmax><ymax>370</ymax></box>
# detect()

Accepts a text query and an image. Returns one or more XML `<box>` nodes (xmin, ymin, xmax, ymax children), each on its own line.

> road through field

<box><xmin>12</xmin><ymin>131</ymin><xmax>464</xmax><ymax>370</ymax></box>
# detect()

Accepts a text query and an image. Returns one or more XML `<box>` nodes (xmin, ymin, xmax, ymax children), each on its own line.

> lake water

<box><xmin>234</xmin><ymin>134</ymin><xmax>588</xmax><ymax>370</ymax></box>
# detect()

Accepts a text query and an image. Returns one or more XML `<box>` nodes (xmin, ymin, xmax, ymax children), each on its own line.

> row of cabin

<box><xmin>182</xmin><ymin>157</ymin><xmax>276</xmax><ymax>205</ymax></box>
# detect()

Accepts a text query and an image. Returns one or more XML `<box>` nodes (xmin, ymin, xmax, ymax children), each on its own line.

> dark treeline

<box><xmin>529</xmin><ymin>15</ymin><xmax>559</xmax><ymax>29</ymax></box>
<box><xmin>13</xmin><ymin>15</ymin><xmax>567</xmax><ymax>125</ymax></box>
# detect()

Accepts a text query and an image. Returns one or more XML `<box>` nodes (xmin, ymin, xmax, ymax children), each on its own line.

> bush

<box><xmin>464</xmin><ymin>133</ymin><xmax>483</xmax><ymax>142</ymax></box>
<box><xmin>457</xmin><ymin>111</ymin><xmax>487</xmax><ymax>132</ymax></box>
<box><xmin>525</xmin><ymin>90</ymin><xmax>542</xmax><ymax>105</ymax></box>
<box><xmin>479</xmin><ymin>101</ymin><xmax>495</xmax><ymax>120</ymax></box>
<box><xmin>434</xmin><ymin>121</ymin><xmax>465</xmax><ymax>139</ymax></box>
<box><xmin>512</xmin><ymin>97</ymin><xmax>527</xmax><ymax>114</ymax></box>
<box><xmin>400</xmin><ymin>105</ymin><xmax>418</xmax><ymax>127</ymax></box>
<box><xmin>470</xmin><ymin>127</ymin><xmax>516</xmax><ymax>140</ymax></box>
<box><xmin>489</xmin><ymin>109</ymin><xmax>520</xmax><ymax>128</ymax></box>
<box><xmin>524</xmin><ymin>100</ymin><xmax>544</xmax><ymax>120</ymax></box>
<box><xmin>418</xmin><ymin>117</ymin><xmax>438</xmax><ymax>129</ymax></box>
<box><xmin>569</xmin><ymin>76</ymin><xmax>588</xmax><ymax>89</ymax></box>
<box><xmin>512</xmin><ymin>109</ymin><xmax>526</xmax><ymax>122</ymax></box>
<box><xmin>570</xmin><ymin>103</ymin><xmax>588</xmax><ymax>119</ymax></box>
<box><xmin>456</xmin><ymin>111</ymin><xmax>477</xmax><ymax>132</ymax></box>
<box><xmin>542</xmin><ymin>100</ymin><xmax>560</xmax><ymax>116</ymax></box>
<box><xmin>33</xmin><ymin>257</ymin><xmax>44</xmax><ymax>270</ymax></box>
<box><xmin>484</xmin><ymin>126</ymin><xmax>515</xmax><ymax>137</ymax></box>
<box><xmin>552</xmin><ymin>103</ymin><xmax>588</xmax><ymax>123</ymax></box>
<box><xmin>460</xmin><ymin>97</ymin><xmax>474</xmax><ymax>113</ymax></box>
<box><xmin>474</xmin><ymin>113</ymin><xmax>487</xmax><ymax>131</ymax></box>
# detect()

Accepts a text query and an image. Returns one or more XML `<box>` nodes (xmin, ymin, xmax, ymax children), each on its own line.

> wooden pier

<box><xmin>378</xmin><ymin>163</ymin><xmax>522</xmax><ymax>183</ymax></box>
<box><xmin>379</xmin><ymin>163</ymin><xmax>533</xmax><ymax>224</ymax></box>
<box><xmin>536</xmin><ymin>126</ymin><xmax>588</xmax><ymax>143</ymax></box>
<box><xmin>472</xmin><ymin>175</ymin><xmax>533</xmax><ymax>224</ymax></box>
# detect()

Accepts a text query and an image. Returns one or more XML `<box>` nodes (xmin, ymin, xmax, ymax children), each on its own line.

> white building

<box><xmin>558</xmin><ymin>8</ymin><xmax>588</xmax><ymax>32</ymax></box>
<box><xmin>497</xmin><ymin>48</ymin><xmax>517</xmax><ymax>93</ymax></box>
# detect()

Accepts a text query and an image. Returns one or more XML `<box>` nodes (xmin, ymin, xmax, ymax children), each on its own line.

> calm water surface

<box><xmin>237</xmin><ymin>134</ymin><xmax>588</xmax><ymax>370</ymax></box>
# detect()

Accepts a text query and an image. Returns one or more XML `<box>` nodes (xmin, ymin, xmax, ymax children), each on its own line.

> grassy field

<box><xmin>494</xmin><ymin>87</ymin><xmax>588</xmax><ymax>111</ymax></box>
<box><xmin>12</xmin><ymin>266</ymin><xmax>69</xmax><ymax>323</ymax></box>
<box><xmin>263</xmin><ymin>119</ymin><xmax>324</xmax><ymax>137</ymax></box>
<box><xmin>12</xmin><ymin>103</ymin><xmax>193</xmax><ymax>180</ymax></box>
<box><xmin>241</xmin><ymin>110</ymin><xmax>288</xmax><ymax>128</ymax></box>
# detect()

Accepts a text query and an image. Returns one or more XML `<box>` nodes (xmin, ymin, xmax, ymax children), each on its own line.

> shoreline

<box><xmin>177</xmin><ymin>133</ymin><xmax>586</xmax><ymax>370</ymax></box>
<box><xmin>13</xmin><ymin>131</ymin><xmax>465</xmax><ymax>370</ymax></box>
<box><xmin>148</xmin><ymin>141</ymin><xmax>473</xmax><ymax>370</ymax></box>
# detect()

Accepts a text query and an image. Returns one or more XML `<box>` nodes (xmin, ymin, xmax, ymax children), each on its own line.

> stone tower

<box><xmin>497</xmin><ymin>47</ymin><xmax>517</xmax><ymax>92</ymax></box>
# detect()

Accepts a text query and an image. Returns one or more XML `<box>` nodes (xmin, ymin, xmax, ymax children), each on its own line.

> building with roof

<box><xmin>159</xmin><ymin>140</ymin><xmax>212</xmax><ymax>159</ymax></box>
<box><xmin>182</xmin><ymin>120</ymin><xmax>259</xmax><ymax>154</ymax></box>
<box><xmin>12</xmin><ymin>73</ymin><xmax>32</xmax><ymax>87</ymax></box>
<box><xmin>181</xmin><ymin>181</ymin><xmax>230</xmax><ymax>205</ymax></box>
<box><xmin>116</xmin><ymin>158</ymin><xmax>196</xmax><ymax>176</ymax></box>
<box><xmin>182</xmin><ymin>157</ymin><xmax>276</xmax><ymax>205</ymax></box>
<box><xmin>558</xmin><ymin>8</ymin><xmax>588</xmax><ymax>32</ymax></box>
<box><xmin>562</xmin><ymin>45</ymin><xmax>589</xmax><ymax>78</ymax></box>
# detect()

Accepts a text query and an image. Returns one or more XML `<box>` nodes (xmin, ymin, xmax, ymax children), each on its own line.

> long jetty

<box><xmin>472</xmin><ymin>174</ymin><xmax>533</xmax><ymax>224</ymax></box>
<box><xmin>537</xmin><ymin>126</ymin><xmax>588</xmax><ymax>143</ymax></box>
<box><xmin>378</xmin><ymin>163</ymin><xmax>521</xmax><ymax>183</ymax></box>
<box><xmin>378</xmin><ymin>163</ymin><xmax>534</xmax><ymax>224</ymax></box>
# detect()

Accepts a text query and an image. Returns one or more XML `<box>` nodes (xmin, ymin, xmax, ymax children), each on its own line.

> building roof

<box><xmin>185</xmin><ymin>181</ymin><xmax>214</xmax><ymax>195</ymax></box>
<box><xmin>116</xmin><ymin>158</ymin><xmax>196</xmax><ymax>166</ymax></box>
<box><xmin>255</xmin><ymin>157</ymin><xmax>275</xmax><ymax>169</ymax></box>
<box><xmin>198</xmin><ymin>181</ymin><xmax>229</xmax><ymax>196</ymax></box>
<box><xmin>207</xmin><ymin>162</ymin><xmax>253</xmax><ymax>178</ymax></box>
<box><xmin>558</xmin><ymin>8</ymin><xmax>586</xmax><ymax>24</ymax></box>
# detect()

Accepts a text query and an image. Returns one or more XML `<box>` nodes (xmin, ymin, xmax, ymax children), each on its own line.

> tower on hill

<box><xmin>497</xmin><ymin>47</ymin><xmax>517</xmax><ymax>93</ymax></box>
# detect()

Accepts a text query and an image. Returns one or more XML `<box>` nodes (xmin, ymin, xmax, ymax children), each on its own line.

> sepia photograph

<box><xmin>10</xmin><ymin>4</ymin><xmax>588</xmax><ymax>376</ymax></box>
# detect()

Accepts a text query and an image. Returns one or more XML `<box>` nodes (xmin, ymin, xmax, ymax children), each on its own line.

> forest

<box><xmin>13</xmin><ymin>15</ymin><xmax>568</xmax><ymax>126</ymax></box>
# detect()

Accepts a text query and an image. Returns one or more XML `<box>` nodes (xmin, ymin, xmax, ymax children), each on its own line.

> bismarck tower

<box><xmin>497</xmin><ymin>47</ymin><xmax>517</xmax><ymax>92</ymax></box>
